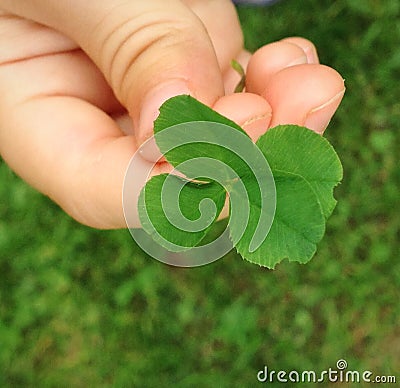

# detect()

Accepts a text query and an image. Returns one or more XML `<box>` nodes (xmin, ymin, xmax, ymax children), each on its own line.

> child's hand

<box><xmin>0</xmin><ymin>0</ymin><xmax>344</xmax><ymax>228</ymax></box>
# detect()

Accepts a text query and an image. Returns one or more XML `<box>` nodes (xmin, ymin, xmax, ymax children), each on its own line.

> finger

<box><xmin>0</xmin><ymin>9</ymin><xmax>77</xmax><ymax>64</ymax></box>
<box><xmin>182</xmin><ymin>0</ymin><xmax>244</xmax><ymax>73</ymax></box>
<box><xmin>213</xmin><ymin>92</ymin><xmax>272</xmax><ymax>142</ymax></box>
<box><xmin>0</xmin><ymin>0</ymin><xmax>226</xmax><ymax>146</ymax></box>
<box><xmin>0</xmin><ymin>96</ymin><xmax>170</xmax><ymax>229</ymax></box>
<box><xmin>246</xmin><ymin>41</ymin><xmax>308</xmax><ymax>96</ymax></box>
<box><xmin>281</xmin><ymin>37</ymin><xmax>319</xmax><ymax>64</ymax></box>
<box><xmin>264</xmin><ymin>64</ymin><xmax>345</xmax><ymax>133</ymax></box>
<box><xmin>0</xmin><ymin>48</ymin><xmax>122</xmax><ymax>114</ymax></box>
<box><xmin>113</xmin><ymin>90</ymin><xmax>272</xmax><ymax>172</ymax></box>
<box><xmin>0</xmin><ymin>11</ymin><xmax>125</xmax><ymax>114</ymax></box>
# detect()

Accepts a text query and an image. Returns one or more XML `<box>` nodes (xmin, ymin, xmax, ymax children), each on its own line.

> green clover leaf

<box><xmin>137</xmin><ymin>95</ymin><xmax>342</xmax><ymax>268</ymax></box>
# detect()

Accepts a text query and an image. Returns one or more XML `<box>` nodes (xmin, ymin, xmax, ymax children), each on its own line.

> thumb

<box><xmin>1</xmin><ymin>0</ymin><xmax>224</xmax><ymax>141</ymax></box>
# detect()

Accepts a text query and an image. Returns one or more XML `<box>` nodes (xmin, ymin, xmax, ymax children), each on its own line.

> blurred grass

<box><xmin>1</xmin><ymin>0</ymin><xmax>399</xmax><ymax>386</ymax></box>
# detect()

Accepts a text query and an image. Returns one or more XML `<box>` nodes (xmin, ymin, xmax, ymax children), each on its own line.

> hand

<box><xmin>0</xmin><ymin>0</ymin><xmax>344</xmax><ymax>229</ymax></box>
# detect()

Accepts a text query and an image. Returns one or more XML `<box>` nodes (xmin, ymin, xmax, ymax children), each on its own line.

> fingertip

<box><xmin>281</xmin><ymin>36</ymin><xmax>320</xmax><ymax>64</ymax></box>
<box><xmin>304</xmin><ymin>89</ymin><xmax>345</xmax><ymax>134</ymax></box>
<box><xmin>137</xmin><ymin>79</ymin><xmax>193</xmax><ymax>145</ymax></box>
<box><xmin>264</xmin><ymin>64</ymin><xmax>345</xmax><ymax>133</ymax></box>
<box><xmin>246</xmin><ymin>41</ymin><xmax>308</xmax><ymax>96</ymax></box>
<box><xmin>213</xmin><ymin>92</ymin><xmax>272</xmax><ymax>141</ymax></box>
<box><xmin>138</xmin><ymin>136</ymin><xmax>165</xmax><ymax>163</ymax></box>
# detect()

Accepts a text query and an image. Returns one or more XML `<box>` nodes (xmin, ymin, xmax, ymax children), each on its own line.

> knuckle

<box><xmin>91</xmin><ymin>11</ymin><xmax>202</xmax><ymax>103</ymax></box>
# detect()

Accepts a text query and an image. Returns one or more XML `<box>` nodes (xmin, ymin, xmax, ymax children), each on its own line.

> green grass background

<box><xmin>1</xmin><ymin>0</ymin><xmax>399</xmax><ymax>386</ymax></box>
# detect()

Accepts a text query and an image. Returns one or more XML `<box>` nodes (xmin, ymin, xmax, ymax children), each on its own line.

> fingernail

<box><xmin>304</xmin><ymin>46</ymin><xmax>319</xmax><ymax>64</ymax></box>
<box><xmin>242</xmin><ymin>112</ymin><xmax>272</xmax><ymax>142</ymax></box>
<box><xmin>286</xmin><ymin>55</ymin><xmax>308</xmax><ymax>67</ymax></box>
<box><xmin>138</xmin><ymin>136</ymin><xmax>165</xmax><ymax>163</ymax></box>
<box><xmin>304</xmin><ymin>89</ymin><xmax>345</xmax><ymax>133</ymax></box>
<box><xmin>114</xmin><ymin>113</ymin><xmax>134</xmax><ymax>135</ymax></box>
<box><xmin>138</xmin><ymin>79</ymin><xmax>192</xmax><ymax>142</ymax></box>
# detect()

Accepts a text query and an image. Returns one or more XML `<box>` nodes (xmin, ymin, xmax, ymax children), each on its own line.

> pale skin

<box><xmin>0</xmin><ymin>0</ymin><xmax>345</xmax><ymax>229</ymax></box>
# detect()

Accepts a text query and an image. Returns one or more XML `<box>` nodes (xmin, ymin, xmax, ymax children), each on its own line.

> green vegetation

<box><xmin>141</xmin><ymin>94</ymin><xmax>342</xmax><ymax>267</ymax></box>
<box><xmin>1</xmin><ymin>0</ymin><xmax>399</xmax><ymax>386</ymax></box>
